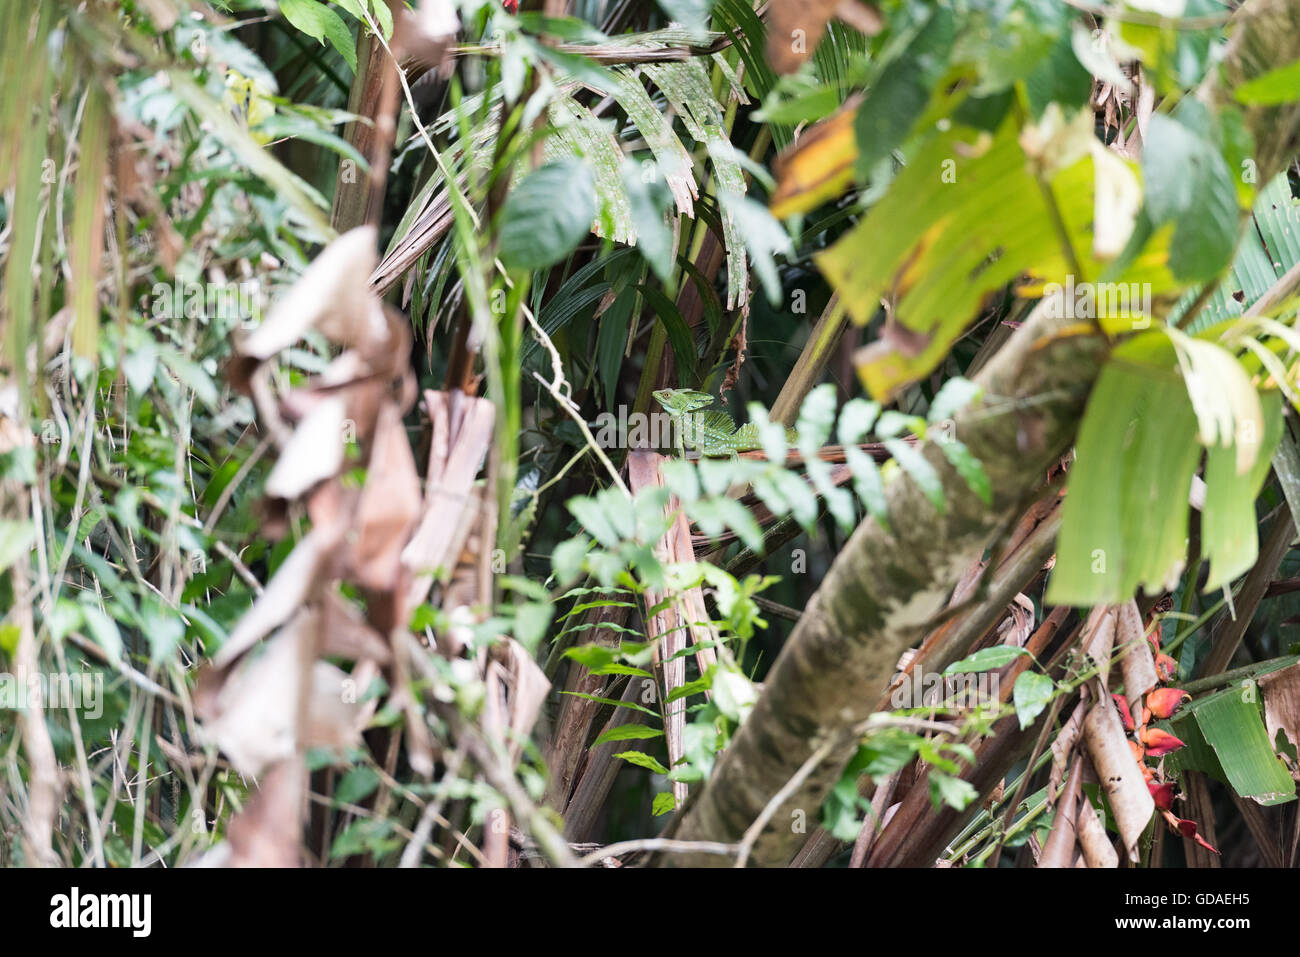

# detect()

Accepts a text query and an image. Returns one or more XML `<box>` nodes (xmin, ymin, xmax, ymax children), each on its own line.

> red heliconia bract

<box><xmin>1155</xmin><ymin>653</ymin><xmax>1179</xmax><ymax>681</ymax></box>
<box><xmin>1148</xmin><ymin>780</ymin><xmax>1176</xmax><ymax>810</ymax></box>
<box><xmin>1176</xmin><ymin>817</ymin><xmax>1219</xmax><ymax>854</ymax></box>
<box><xmin>1113</xmin><ymin>693</ymin><xmax>1136</xmax><ymax>731</ymax></box>
<box><xmin>1140</xmin><ymin>726</ymin><xmax>1186</xmax><ymax>757</ymax></box>
<box><xmin>1146</xmin><ymin>688</ymin><xmax>1189</xmax><ymax>720</ymax></box>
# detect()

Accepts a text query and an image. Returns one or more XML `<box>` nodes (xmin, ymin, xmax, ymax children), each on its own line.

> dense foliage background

<box><xmin>2</xmin><ymin>0</ymin><xmax>1300</xmax><ymax>868</ymax></box>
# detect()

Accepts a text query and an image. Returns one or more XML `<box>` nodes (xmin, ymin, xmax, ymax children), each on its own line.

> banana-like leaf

<box><xmin>820</xmin><ymin>113</ymin><xmax>1091</xmax><ymax>399</ymax></box>
<box><xmin>1168</xmin><ymin>684</ymin><xmax>1296</xmax><ymax>806</ymax></box>
<box><xmin>1048</xmin><ymin>329</ymin><xmax>1281</xmax><ymax>605</ymax></box>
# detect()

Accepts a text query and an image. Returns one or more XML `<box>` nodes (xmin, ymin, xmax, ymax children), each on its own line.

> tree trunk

<box><xmin>663</xmin><ymin>299</ymin><xmax>1102</xmax><ymax>866</ymax></box>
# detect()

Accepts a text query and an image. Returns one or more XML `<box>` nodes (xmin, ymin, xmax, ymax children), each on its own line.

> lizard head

<box><xmin>652</xmin><ymin>388</ymin><xmax>715</xmax><ymax>413</ymax></box>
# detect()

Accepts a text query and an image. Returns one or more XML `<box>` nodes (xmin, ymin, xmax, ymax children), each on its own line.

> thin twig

<box><xmin>525</xmin><ymin>303</ymin><xmax>630</xmax><ymax>495</ymax></box>
<box><xmin>579</xmin><ymin>838</ymin><xmax>739</xmax><ymax>866</ymax></box>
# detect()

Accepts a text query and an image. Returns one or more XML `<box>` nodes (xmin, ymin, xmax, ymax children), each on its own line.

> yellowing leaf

<box><xmin>769</xmin><ymin>99</ymin><xmax>860</xmax><ymax>219</ymax></box>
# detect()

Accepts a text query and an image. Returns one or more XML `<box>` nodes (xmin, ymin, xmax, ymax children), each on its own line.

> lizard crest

<box><xmin>652</xmin><ymin>388</ymin><xmax>715</xmax><ymax>414</ymax></box>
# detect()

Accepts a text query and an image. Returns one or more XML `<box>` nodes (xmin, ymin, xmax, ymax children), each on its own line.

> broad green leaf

<box><xmin>936</xmin><ymin>436</ymin><xmax>992</xmax><ymax>506</ymax></box>
<box><xmin>563</xmin><ymin>643</ymin><xmax>616</xmax><ymax>670</ymax></box>
<box><xmin>330</xmin><ymin>818</ymin><xmax>396</xmax><ymax>860</ymax></box>
<box><xmin>589</xmin><ymin>663</ymin><xmax>655</xmax><ymax>679</ymax></box>
<box><xmin>1187</xmin><ymin>687</ymin><xmax>1295</xmax><ymax>805</ymax></box>
<box><xmin>567</xmin><ymin>494</ymin><xmax>624</xmax><ymax>549</ymax></box>
<box><xmin>592</xmin><ymin>724</ymin><xmax>664</xmax><ymax>748</ymax></box>
<box><xmin>748</xmin><ymin>403</ymin><xmax>788</xmax><ymax>467</ymax></box>
<box><xmin>838</xmin><ymin>398</ymin><xmax>888</xmax><ymax>527</ymax></box>
<box><xmin>795</xmin><ymin>383</ymin><xmax>838</xmax><ymax>454</ymax></box>
<box><xmin>930</xmin><ymin>772</ymin><xmax>977</xmax><ymax>811</ymax></box>
<box><xmin>499</xmin><ymin>158</ymin><xmax>596</xmax><ymax>271</ymax></box>
<box><xmin>825</xmin><ymin>115</ymin><xmax>1097</xmax><ymax>399</ymax></box>
<box><xmin>689</xmin><ymin>496</ymin><xmax>764</xmax><ymax>552</ymax></box>
<box><xmin>1142</xmin><ymin>111</ymin><xmax>1240</xmax><ymax>281</ymax></box>
<box><xmin>80</xmin><ymin>603</ymin><xmax>124</xmax><ymax>666</ymax></box>
<box><xmin>665</xmin><ymin>676</ymin><xmax>711</xmax><ymax>703</ymax></box>
<box><xmin>335</xmin><ymin>766</ymin><xmax>380</xmax><ymax>805</ymax></box>
<box><xmin>552</xmin><ymin>536</ymin><xmax>591</xmax><ymax>585</ymax></box>
<box><xmin>613</xmin><ymin>750</ymin><xmax>669</xmax><ymax>774</ymax></box>
<box><xmin>956</xmin><ymin>0</ymin><xmax>1069</xmax><ymax>96</ymax></box>
<box><xmin>1013</xmin><ymin>671</ymin><xmax>1055</xmax><ymax>729</ymax></box>
<box><xmin>1173</xmin><ymin>175</ymin><xmax>1297</xmax><ymax>331</ymax></box>
<box><xmin>278</xmin><ymin>0</ymin><xmax>357</xmax><ymax>72</ymax></box>
<box><xmin>138</xmin><ymin>597</ymin><xmax>185</xmax><ymax>668</ymax></box>
<box><xmin>46</xmin><ymin>599</ymin><xmax>83</xmax><ymax>643</ymax></box>
<box><xmin>712</xmin><ymin>667</ymin><xmax>757</xmax><ymax>723</ymax></box>
<box><xmin>1234</xmin><ymin>58</ymin><xmax>1300</xmax><ymax>105</ymax></box>
<box><xmin>513</xmin><ymin>601</ymin><xmax>552</xmax><ymax>653</ymax></box>
<box><xmin>657</xmin><ymin>0</ymin><xmax>715</xmax><ymax>35</ymax></box>
<box><xmin>946</xmin><ymin>645</ymin><xmax>1031</xmax><ymax>674</ymax></box>
<box><xmin>1201</xmin><ymin>391</ymin><xmax>1283</xmax><ymax>590</ymax></box>
<box><xmin>652</xmin><ymin>791</ymin><xmax>678</xmax><ymax>816</ymax></box>
<box><xmin>852</xmin><ymin>6</ymin><xmax>954</xmax><ymax>177</ymax></box>
<box><xmin>1048</xmin><ymin>332</ymin><xmax>1203</xmax><ymax>605</ymax></box>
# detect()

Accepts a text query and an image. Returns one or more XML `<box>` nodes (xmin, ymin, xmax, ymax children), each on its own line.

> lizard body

<box><xmin>652</xmin><ymin>388</ymin><xmax>796</xmax><ymax>458</ymax></box>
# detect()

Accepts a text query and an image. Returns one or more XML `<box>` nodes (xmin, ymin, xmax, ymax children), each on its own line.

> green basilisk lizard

<box><xmin>652</xmin><ymin>388</ymin><xmax>797</xmax><ymax>459</ymax></box>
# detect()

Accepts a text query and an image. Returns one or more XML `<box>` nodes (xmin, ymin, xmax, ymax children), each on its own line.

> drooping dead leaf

<box><xmin>1081</xmin><ymin>606</ymin><xmax>1116</xmax><ymax>690</ymax></box>
<box><xmin>1076</xmin><ymin>786</ymin><xmax>1119</xmax><ymax>868</ymax></box>
<box><xmin>402</xmin><ymin>390</ymin><xmax>495</xmax><ymax>608</ymax></box>
<box><xmin>264</xmin><ymin>394</ymin><xmax>347</xmax><ymax>500</ymax></box>
<box><xmin>767</xmin><ymin>2</ymin><xmax>881</xmax><ymax>75</ymax></box>
<box><xmin>1037</xmin><ymin>756</ymin><xmax>1082</xmax><ymax>868</ymax></box>
<box><xmin>1084</xmin><ymin>695</ymin><xmax>1155</xmax><ymax>863</ymax></box>
<box><xmin>1049</xmin><ymin>697</ymin><xmax>1088</xmax><ymax>798</ymax></box>
<box><xmin>212</xmin><ymin>523</ymin><xmax>343</xmax><ymax>669</ymax></box>
<box><xmin>319</xmin><ymin>589</ymin><xmax>393</xmax><ymax>666</ymax></box>
<box><xmin>370</xmin><ymin>193</ymin><xmax>454</xmax><ymax>297</ymax></box>
<box><xmin>348</xmin><ymin>401</ymin><xmax>423</xmax><ymax>603</ymax></box>
<box><xmin>237</xmin><ymin>226</ymin><xmax>384</xmax><ymax>362</ymax></box>
<box><xmin>198</xmin><ymin>610</ymin><xmax>366</xmax><ymax>777</ymax></box>
<box><xmin>441</xmin><ymin>485</ymin><xmax>498</xmax><ymax>619</ymax></box>
<box><xmin>769</xmin><ymin>97</ymin><xmax>860</xmax><ymax>218</ymax></box>
<box><xmin>484</xmin><ymin>639</ymin><xmax>551</xmax><ymax>765</ymax></box>
<box><xmin>225</xmin><ymin>758</ymin><xmax>305</xmax><ymax>867</ymax></box>
<box><xmin>1115</xmin><ymin>600</ymin><xmax>1158</xmax><ymax>715</ymax></box>
<box><xmin>1259</xmin><ymin>661</ymin><xmax>1300</xmax><ymax>769</ymax></box>
<box><xmin>999</xmin><ymin>593</ymin><xmax>1036</xmax><ymax>647</ymax></box>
